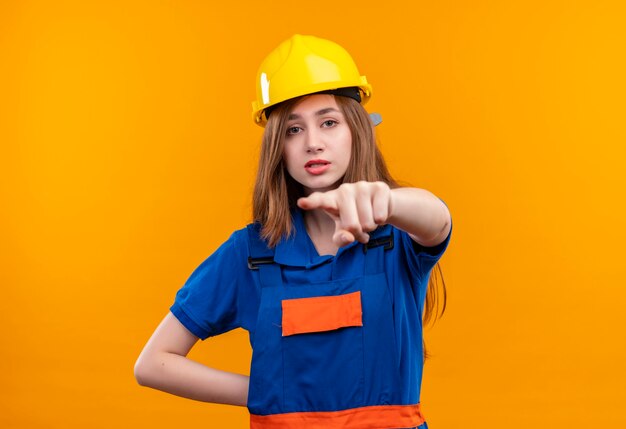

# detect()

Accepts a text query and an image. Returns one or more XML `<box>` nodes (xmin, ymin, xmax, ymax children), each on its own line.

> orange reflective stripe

<box><xmin>250</xmin><ymin>404</ymin><xmax>425</xmax><ymax>429</ymax></box>
<box><xmin>281</xmin><ymin>291</ymin><xmax>363</xmax><ymax>336</ymax></box>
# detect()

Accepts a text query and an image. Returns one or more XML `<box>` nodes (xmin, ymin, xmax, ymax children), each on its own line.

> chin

<box><xmin>302</xmin><ymin>180</ymin><xmax>342</xmax><ymax>195</ymax></box>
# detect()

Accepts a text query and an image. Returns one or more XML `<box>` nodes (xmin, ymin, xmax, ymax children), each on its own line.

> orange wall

<box><xmin>1</xmin><ymin>1</ymin><xmax>625</xmax><ymax>427</ymax></box>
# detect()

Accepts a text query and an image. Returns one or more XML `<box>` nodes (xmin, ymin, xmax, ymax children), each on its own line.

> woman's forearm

<box><xmin>388</xmin><ymin>187</ymin><xmax>451</xmax><ymax>246</ymax></box>
<box><xmin>134</xmin><ymin>312</ymin><xmax>249</xmax><ymax>406</ymax></box>
<box><xmin>135</xmin><ymin>351</ymin><xmax>249</xmax><ymax>406</ymax></box>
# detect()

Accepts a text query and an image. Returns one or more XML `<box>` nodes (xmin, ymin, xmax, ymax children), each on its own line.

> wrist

<box><xmin>387</xmin><ymin>187</ymin><xmax>398</xmax><ymax>224</ymax></box>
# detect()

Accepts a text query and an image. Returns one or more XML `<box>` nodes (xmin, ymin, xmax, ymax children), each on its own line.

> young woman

<box><xmin>135</xmin><ymin>34</ymin><xmax>452</xmax><ymax>429</ymax></box>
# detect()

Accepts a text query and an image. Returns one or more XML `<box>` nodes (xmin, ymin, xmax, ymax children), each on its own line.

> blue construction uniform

<box><xmin>170</xmin><ymin>208</ymin><xmax>451</xmax><ymax>429</ymax></box>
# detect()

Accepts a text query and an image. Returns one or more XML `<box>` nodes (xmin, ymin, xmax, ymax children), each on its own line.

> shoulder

<box><xmin>207</xmin><ymin>226</ymin><xmax>250</xmax><ymax>257</ymax></box>
<box><xmin>185</xmin><ymin>226</ymin><xmax>251</xmax><ymax>278</ymax></box>
<box><xmin>220</xmin><ymin>222</ymin><xmax>268</xmax><ymax>250</ymax></box>
<box><xmin>386</xmin><ymin>223</ymin><xmax>451</xmax><ymax>281</ymax></box>
<box><xmin>394</xmin><ymin>222</ymin><xmax>452</xmax><ymax>259</ymax></box>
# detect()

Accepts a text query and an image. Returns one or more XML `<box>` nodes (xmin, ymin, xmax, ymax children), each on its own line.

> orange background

<box><xmin>1</xmin><ymin>1</ymin><xmax>625</xmax><ymax>428</ymax></box>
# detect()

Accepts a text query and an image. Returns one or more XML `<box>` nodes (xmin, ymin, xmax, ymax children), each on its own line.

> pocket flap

<box><xmin>281</xmin><ymin>291</ymin><xmax>363</xmax><ymax>337</ymax></box>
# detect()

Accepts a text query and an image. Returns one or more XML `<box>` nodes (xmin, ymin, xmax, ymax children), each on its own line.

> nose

<box><xmin>305</xmin><ymin>128</ymin><xmax>325</xmax><ymax>153</ymax></box>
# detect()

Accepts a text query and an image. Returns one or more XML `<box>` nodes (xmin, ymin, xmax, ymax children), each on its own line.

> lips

<box><xmin>304</xmin><ymin>159</ymin><xmax>331</xmax><ymax>175</ymax></box>
<box><xmin>305</xmin><ymin>159</ymin><xmax>330</xmax><ymax>168</ymax></box>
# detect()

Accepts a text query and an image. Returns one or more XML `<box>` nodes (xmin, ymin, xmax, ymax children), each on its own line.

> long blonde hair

<box><xmin>252</xmin><ymin>94</ymin><xmax>447</xmax><ymax>356</ymax></box>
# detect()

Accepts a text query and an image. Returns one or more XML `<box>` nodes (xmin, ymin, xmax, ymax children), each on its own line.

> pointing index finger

<box><xmin>297</xmin><ymin>192</ymin><xmax>339</xmax><ymax>215</ymax></box>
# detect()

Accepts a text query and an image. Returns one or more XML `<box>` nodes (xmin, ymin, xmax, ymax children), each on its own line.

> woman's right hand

<box><xmin>134</xmin><ymin>312</ymin><xmax>249</xmax><ymax>406</ymax></box>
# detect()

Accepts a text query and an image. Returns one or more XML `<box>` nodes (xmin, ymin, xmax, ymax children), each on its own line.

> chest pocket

<box><xmin>282</xmin><ymin>290</ymin><xmax>363</xmax><ymax>336</ymax></box>
<box><xmin>245</xmin><ymin>223</ymin><xmax>399</xmax><ymax>415</ymax></box>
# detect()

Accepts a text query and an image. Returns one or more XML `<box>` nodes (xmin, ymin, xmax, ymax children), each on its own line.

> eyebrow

<box><xmin>288</xmin><ymin>107</ymin><xmax>340</xmax><ymax>120</ymax></box>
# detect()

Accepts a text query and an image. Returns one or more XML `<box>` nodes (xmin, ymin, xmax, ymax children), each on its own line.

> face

<box><xmin>282</xmin><ymin>94</ymin><xmax>352</xmax><ymax>196</ymax></box>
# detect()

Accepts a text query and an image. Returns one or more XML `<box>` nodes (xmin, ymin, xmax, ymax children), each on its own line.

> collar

<box><xmin>273</xmin><ymin>209</ymin><xmax>361</xmax><ymax>268</ymax></box>
<box><xmin>272</xmin><ymin>209</ymin><xmax>392</xmax><ymax>268</ymax></box>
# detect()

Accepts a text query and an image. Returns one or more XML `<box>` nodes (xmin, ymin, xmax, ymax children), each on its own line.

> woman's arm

<box><xmin>388</xmin><ymin>187</ymin><xmax>451</xmax><ymax>247</ymax></box>
<box><xmin>297</xmin><ymin>182</ymin><xmax>451</xmax><ymax>247</ymax></box>
<box><xmin>134</xmin><ymin>312</ymin><xmax>249</xmax><ymax>406</ymax></box>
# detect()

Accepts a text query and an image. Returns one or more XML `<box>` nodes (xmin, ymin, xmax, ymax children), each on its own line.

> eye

<box><xmin>322</xmin><ymin>119</ymin><xmax>338</xmax><ymax>128</ymax></box>
<box><xmin>286</xmin><ymin>126</ymin><xmax>302</xmax><ymax>136</ymax></box>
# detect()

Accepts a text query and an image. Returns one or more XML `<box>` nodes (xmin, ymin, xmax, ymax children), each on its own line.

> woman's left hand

<box><xmin>297</xmin><ymin>181</ymin><xmax>394</xmax><ymax>247</ymax></box>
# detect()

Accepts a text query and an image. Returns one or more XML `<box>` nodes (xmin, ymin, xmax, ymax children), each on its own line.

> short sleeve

<box><xmin>169</xmin><ymin>230</ymin><xmax>249</xmax><ymax>340</ymax></box>
<box><xmin>400</xmin><ymin>206</ymin><xmax>452</xmax><ymax>282</ymax></box>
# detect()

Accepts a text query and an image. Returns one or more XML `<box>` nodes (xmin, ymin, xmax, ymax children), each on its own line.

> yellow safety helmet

<box><xmin>252</xmin><ymin>34</ymin><xmax>373</xmax><ymax>126</ymax></box>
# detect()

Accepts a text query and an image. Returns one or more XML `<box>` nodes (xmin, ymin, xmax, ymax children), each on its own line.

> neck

<box><xmin>302</xmin><ymin>209</ymin><xmax>335</xmax><ymax>240</ymax></box>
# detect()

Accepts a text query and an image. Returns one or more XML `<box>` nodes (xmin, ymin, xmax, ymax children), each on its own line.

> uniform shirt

<box><xmin>170</xmin><ymin>208</ymin><xmax>451</xmax><ymax>410</ymax></box>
